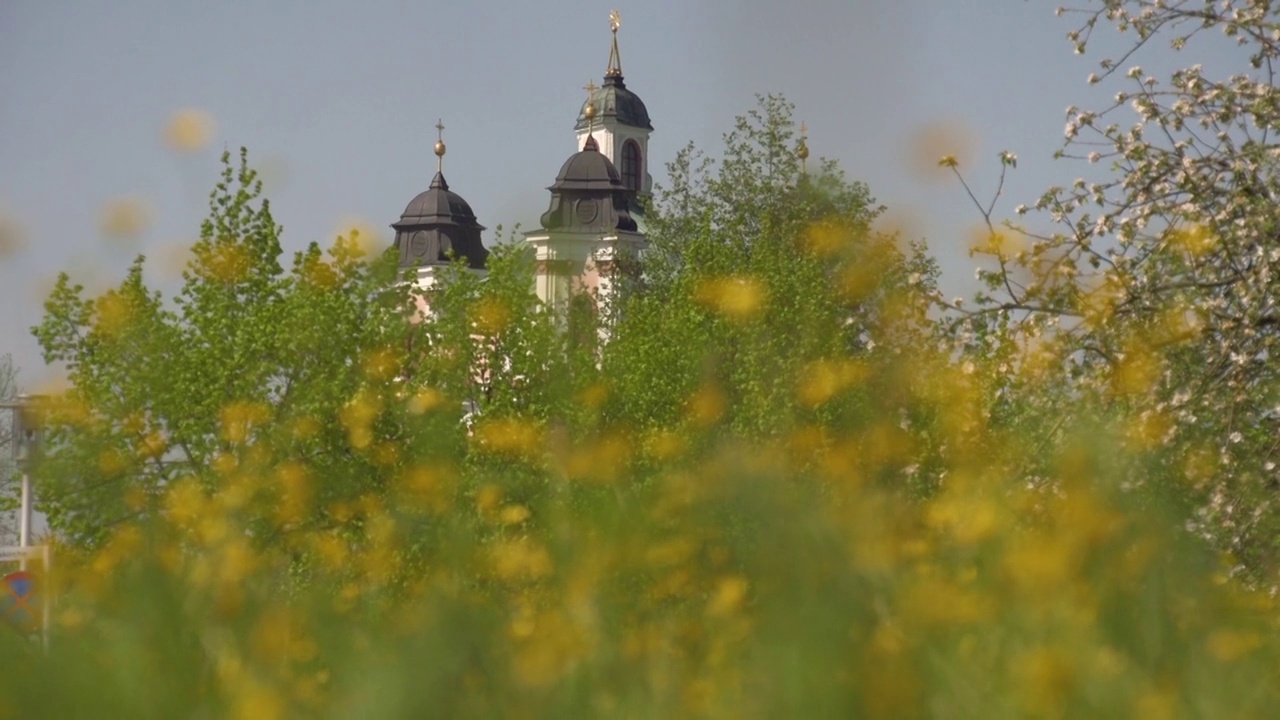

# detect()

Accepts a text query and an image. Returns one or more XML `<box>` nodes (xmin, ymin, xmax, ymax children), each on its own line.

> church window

<box><xmin>621</xmin><ymin>140</ymin><xmax>642</xmax><ymax>191</ymax></box>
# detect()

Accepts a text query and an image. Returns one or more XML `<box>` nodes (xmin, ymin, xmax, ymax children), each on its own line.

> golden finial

<box><xmin>797</xmin><ymin>121</ymin><xmax>810</xmax><ymax>173</ymax></box>
<box><xmin>433</xmin><ymin>119</ymin><xmax>446</xmax><ymax>172</ymax></box>
<box><xmin>606</xmin><ymin>10</ymin><xmax>623</xmax><ymax>77</ymax></box>
<box><xmin>583</xmin><ymin>79</ymin><xmax>599</xmax><ymax>130</ymax></box>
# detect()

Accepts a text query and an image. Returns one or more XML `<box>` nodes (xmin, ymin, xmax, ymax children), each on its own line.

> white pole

<box><xmin>18</xmin><ymin>471</ymin><xmax>29</xmax><ymax>572</ymax></box>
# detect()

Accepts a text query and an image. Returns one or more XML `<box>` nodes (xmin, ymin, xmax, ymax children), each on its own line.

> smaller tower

<box><xmin>391</xmin><ymin>119</ymin><xmax>488</xmax><ymax>293</ymax></box>
<box><xmin>527</xmin><ymin>88</ymin><xmax>647</xmax><ymax>312</ymax></box>
<box><xmin>575</xmin><ymin>10</ymin><xmax>654</xmax><ymax>206</ymax></box>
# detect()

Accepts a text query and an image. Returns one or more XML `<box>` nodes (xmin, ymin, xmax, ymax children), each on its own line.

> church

<box><xmin>388</xmin><ymin>11</ymin><xmax>652</xmax><ymax>311</ymax></box>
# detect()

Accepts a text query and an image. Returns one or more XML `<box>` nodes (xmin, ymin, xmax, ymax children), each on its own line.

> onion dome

<box><xmin>574</xmin><ymin>11</ymin><xmax>652</xmax><ymax>131</ymax></box>
<box><xmin>391</xmin><ymin>121</ymin><xmax>488</xmax><ymax>270</ymax></box>
<box><xmin>574</xmin><ymin>74</ymin><xmax>652</xmax><ymax>132</ymax></box>
<box><xmin>539</xmin><ymin>134</ymin><xmax>638</xmax><ymax>233</ymax></box>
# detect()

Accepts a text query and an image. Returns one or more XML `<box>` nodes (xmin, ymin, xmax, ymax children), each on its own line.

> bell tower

<box><xmin>527</xmin><ymin>88</ymin><xmax>647</xmax><ymax>312</ymax></box>
<box><xmin>574</xmin><ymin>10</ymin><xmax>653</xmax><ymax>204</ymax></box>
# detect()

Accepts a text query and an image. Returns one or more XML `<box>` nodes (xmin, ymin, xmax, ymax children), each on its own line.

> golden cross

<box><xmin>610</xmin><ymin>9</ymin><xmax>621</xmax><ymax>32</ymax></box>
<box><xmin>435</xmin><ymin>119</ymin><xmax>445</xmax><ymax>142</ymax></box>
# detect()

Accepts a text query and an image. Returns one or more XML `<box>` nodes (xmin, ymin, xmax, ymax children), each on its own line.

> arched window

<box><xmin>621</xmin><ymin>140</ymin><xmax>642</xmax><ymax>192</ymax></box>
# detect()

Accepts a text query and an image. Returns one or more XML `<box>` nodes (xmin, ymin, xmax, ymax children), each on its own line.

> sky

<box><xmin>0</xmin><ymin>0</ymin><xmax>1213</xmax><ymax>390</ymax></box>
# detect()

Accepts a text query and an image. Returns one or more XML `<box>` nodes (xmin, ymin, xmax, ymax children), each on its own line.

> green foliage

<box><xmin>605</xmin><ymin>95</ymin><xmax>941</xmax><ymax>438</ymax></box>
<box><xmin>9</xmin><ymin>92</ymin><xmax>1280</xmax><ymax>717</ymax></box>
<box><xmin>32</xmin><ymin>149</ymin><xmax>411</xmax><ymax>547</ymax></box>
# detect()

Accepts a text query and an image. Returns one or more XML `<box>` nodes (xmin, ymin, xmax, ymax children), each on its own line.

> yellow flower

<box><xmin>275</xmin><ymin>461</ymin><xmax>312</xmax><ymax>525</ymax></box>
<box><xmin>797</xmin><ymin>359</ymin><xmax>869</xmax><ymax>407</ymax></box>
<box><xmin>498</xmin><ymin>504</ymin><xmax>532</xmax><ymax>525</ymax></box>
<box><xmin>362</xmin><ymin>347</ymin><xmax>400</xmax><ymax>381</ymax></box>
<box><xmin>98</xmin><ymin>195</ymin><xmax>151</xmax><ymax>240</ymax></box>
<box><xmin>1168</xmin><ymin>224</ymin><xmax>1215</xmax><ymax>256</ymax></box>
<box><xmin>96</xmin><ymin>447</ymin><xmax>129</xmax><ymax>476</ymax></box>
<box><xmin>1112</xmin><ymin>341</ymin><xmax>1161</xmax><ymax>397</ymax></box>
<box><xmin>220</xmin><ymin>401</ymin><xmax>270</xmax><ymax>443</ymax></box>
<box><xmin>0</xmin><ymin>206</ymin><xmax>25</xmax><ymax>258</ymax></box>
<box><xmin>232</xmin><ymin>681</ymin><xmax>286</xmax><ymax>720</ymax></box>
<box><xmin>706</xmin><ymin>576</ymin><xmax>749</xmax><ymax>617</ymax></box>
<box><xmin>407</xmin><ymin>387</ymin><xmax>445</xmax><ymax>415</ymax></box>
<box><xmin>201</xmin><ymin>242</ymin><xmax>253</xmax><ymax>284</ymax></box>
<box><xmin>1125</xmin><ymin>410</ymin><xmax>1171</xmax><ymax>451</ymax></box>
<box><xmin>686</xmin><ymin>385</ymin><xmax>725</xmax><ymax>427</ymax></box>
<box><xmin>802</xmin><ymin>221</ymin><xmax>850</xmax><ymax>257</ymax></box>
<box><xmin>1206</xmin><ymin>630</ymin><xmax>1262</xmax><ymax>662</ymax></box>
<box><xmin>339</xmin><ymin>390</ymin><xmax>382</xmax><ymax>450</ymax></box>
<box><xmin>332</xmin><ymin>217</ymin><xmax>382</xmax><ymax>259</ymax></box>
<box><xmin>563</xmin><ymin>433</ymin><xmax>631</xmax><ymax>484</ymax></box>
<box><xmin>398</xmin><ymin>464</ymin><xmax>455</xmax><ymax>514</ymax></box>
<box><xmin>475</xmin><ymin>484</ymin><xmax>503</xmax><ymax>517</ymax></box>
<box><xmin>165</xmin><ymin>478</ymin><xmax>207</xmax><ymax>528</ymax></box>
<box><xmin>925</xmin><ymin>493</ymin><xmax>1002</xmax><ymax>546</ymax></box>
<box><xmin>490</xmin><ymin>538</ymin><xmax>554</xmax><ymax>582</ymax></box>
<box><xmin>694</xmin><ymin>276</ymin><xmax>765</xmax><ymax>320</ymax></box>
<box><xmin>578</xmin><ymin>381</ymin><xmax>609</xmax><ymax>410</ymax></box>
<box><xmin>473</xmin><ymin>297</ymin><xmax>513</xmax><ymax>335</ymax></box>
<box><xmin>95</xmin><ymin>292</ymin><xmax>135</xmax><ymax>338</ymax></box>
<box><xmin>473</xmin><ymin>417</ymin><xmax>543</xmax><ymax>459</ymax></box>
<box><xmin>510</xmin><ymin>609</ymin><xmax>589</xmax><ymax>689</ymax></box>
<box><xmin>968</xmin><ymin>225</ymin><xmax>1026</xmax><ymax>259</ymax></box>
<box><xmin>644</xmin><ymin>429</ymin><xmax>687</xmax><ymax>461</ymax></box>
<box><xmin>312</xmin><ymin>534</ymin><xmax>349</xmax><ymax>571</ymax></box>
<box><xmin>163</xmin><ymin>108</ymin><xmax>216</xmax><ymax>152</ymax></box>
<box><xmin>1015</xmin><ymin>647</ymin><xmax>1078</xmax><ymax>715</ymax></box>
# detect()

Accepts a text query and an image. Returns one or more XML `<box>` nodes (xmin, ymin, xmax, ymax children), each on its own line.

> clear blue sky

<box><xmin>0</xmin><ymin>0</ymin><xmax>1193</xmax><ymax>388</ymax></box>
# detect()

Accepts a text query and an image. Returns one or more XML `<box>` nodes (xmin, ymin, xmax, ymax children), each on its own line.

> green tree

<box><xmin>33</xmin><ymin>149</ymin><xmax>420</xmax><ymax>547</ymax></box>
<box><xmin>605</xmin><ymin>95</ymin><xmax>941</xmax><ymax>444</ymax></box>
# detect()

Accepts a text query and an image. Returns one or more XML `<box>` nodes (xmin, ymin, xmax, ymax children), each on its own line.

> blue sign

<box><xmin>1</xmin><ymin>571</ymin><xmax>38</xmax><ymax>633</ymax></box>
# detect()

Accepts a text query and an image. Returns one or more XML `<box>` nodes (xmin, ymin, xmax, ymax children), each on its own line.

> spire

<box><xmin>433</xmin><ymin>118</ymin><xmax>446</xmax><ymax>173</ymax></box>
<box><xmin>606</xmin><ymin>10</ymin><xmax>623</xmax><ymax>78</ymax></box>
<box><xmin>583</xmin><ymin>79</ymin><xmax>599</xmax><ymax>150</ymax></box>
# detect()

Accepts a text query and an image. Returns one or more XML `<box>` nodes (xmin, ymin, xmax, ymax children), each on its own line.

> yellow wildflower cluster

<box><xmin>10</xmin><ymin>291</ymin><xmax>1280</xmax><ymax>718</ymax></box>
<box><xmin>694</xmin><ymin>276</ymin><xmax>766</xmax><ymax>320</ymax></box>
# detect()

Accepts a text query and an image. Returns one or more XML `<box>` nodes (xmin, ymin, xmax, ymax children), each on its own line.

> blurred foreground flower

<box><xmin>907</xmin><ymin>119</ymin><xmax>974</xmax><ymax>180</ymax></box>
<box><xmin>695</xmin><ymin>276</ymin><xmax>765</xmax><ymax>320</ymax></box>
<box><xmin>164</xmin><ymin>108</ymin><xmax>216</xmax><ymax>152</ymax></box>
<box><xmin>332</xmin><ymin>216</ymin><xmax>383</xmax><ymax>259</ymax></box>
<box><xmin>98</xmin><ymin>196</ymin><xmax>151</xmax><ymax>241</ymax></box>
<box><xmin>0</xmin><ymin>206</ymin><xmax>26</xmax><ymax>257</ymax></box>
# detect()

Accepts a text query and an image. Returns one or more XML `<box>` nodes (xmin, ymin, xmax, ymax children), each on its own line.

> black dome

<box><xmin>539</xmin><ymin>137</ymin><xmax>638</xmax><ymax>233</ymax></box>
<box><xmin>398</xmin><ymin>172</ymin><xmax>482</xmax><ymax>228</ymax></box>
<box><xmin>549</xmin><ymin>135</ymin><xmax>624</xmax><ymax>191</ymax></box>
<box><xmin>575</xmin><ymin>75</ymin><xmax>652</xmax><ymax>131</ymax></box>
<box><xmin>392</xmin><ymin>171</ymin><xmax>488</xmax><ymax>270</ymax></box>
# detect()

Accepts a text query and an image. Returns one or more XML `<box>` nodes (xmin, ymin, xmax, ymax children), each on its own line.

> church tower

<box><xmin>390</xmin><ymin>120</ymin><xmax>488</xmax><ymax>294</ymax></box>
<box><xmin>526</xmin><ymin>11</ymin><xmax>651</xmax><ymax>313</ymax></box>
<box><xmin>574</xmin><ymin>11</ymin><xmax>653</xmax><ymax>206</ymax></box>
<box><xmin>526</xmin><ymin>102</ymin><xmax>647</xmax><ymax>311</ymax></box>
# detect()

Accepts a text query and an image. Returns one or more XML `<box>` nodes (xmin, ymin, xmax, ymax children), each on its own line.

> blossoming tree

<box><xmin>953</xmin><ymin>0</ymin><xmax>1280</xmax><ymax>579</ymax></box>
